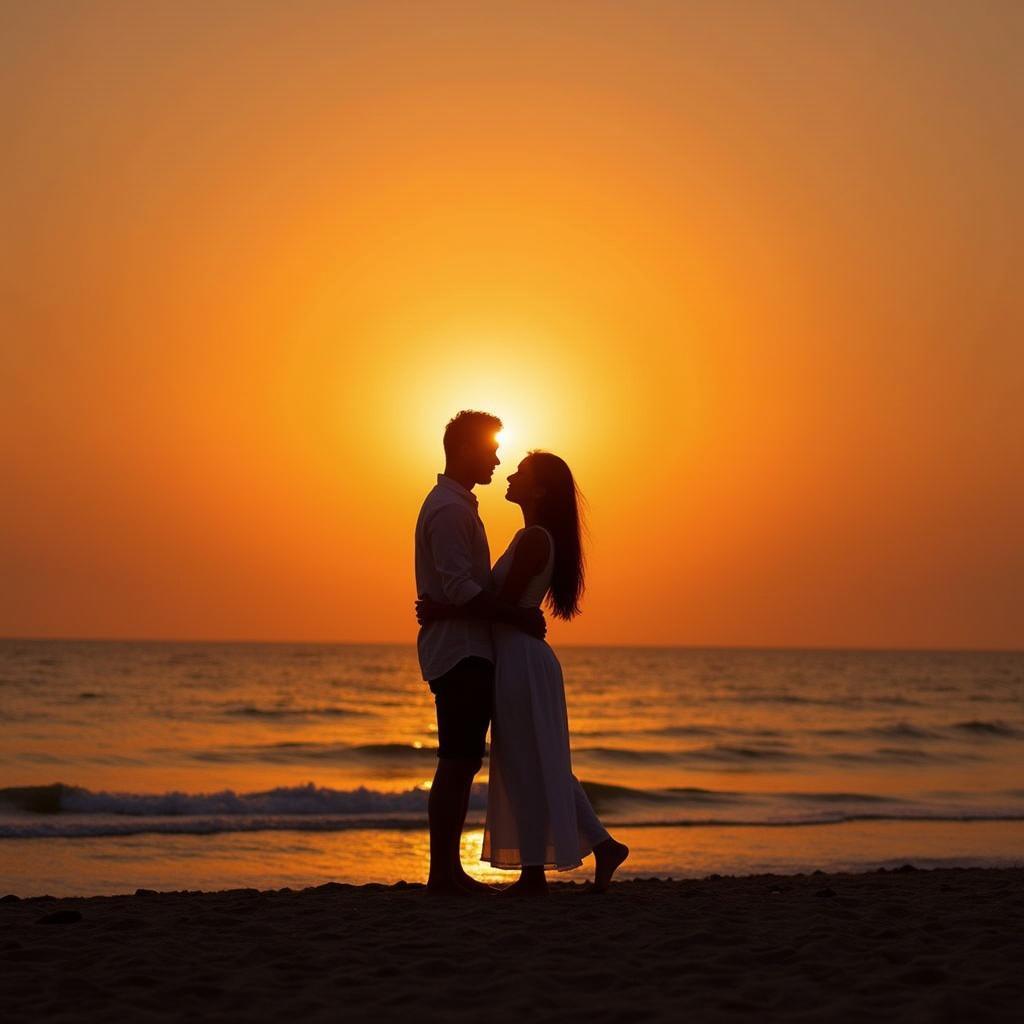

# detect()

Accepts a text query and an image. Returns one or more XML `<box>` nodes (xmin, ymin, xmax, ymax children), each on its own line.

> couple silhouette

<box><xmin>414</xmin><ymin>410</ymin><xmax>628</xmax><ymax>896</ymax></box>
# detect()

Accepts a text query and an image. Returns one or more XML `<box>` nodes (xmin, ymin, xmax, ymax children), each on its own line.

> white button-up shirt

<box><xmin>414</xmin><ymin>474</ymin><xmax>495</xmax><ymax>681</ymax></box>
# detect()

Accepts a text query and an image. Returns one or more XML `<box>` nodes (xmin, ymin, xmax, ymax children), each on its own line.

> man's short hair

<box><xmin>443</xmin><ymin>410</ymin><xmax>502</xmax><ymax>458</ymax></box>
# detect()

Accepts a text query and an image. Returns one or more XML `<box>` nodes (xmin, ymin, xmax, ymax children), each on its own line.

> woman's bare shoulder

<box><xmin>514</xmin><ymin>526</ymin><xmax>551</xmax><ymax>571</ymax></box>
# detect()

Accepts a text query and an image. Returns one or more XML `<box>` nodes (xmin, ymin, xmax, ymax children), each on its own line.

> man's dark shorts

<box><xmin>427</xmin><ymin>656</ymin><xmax>494</xmax><ymax>761</ymax></box>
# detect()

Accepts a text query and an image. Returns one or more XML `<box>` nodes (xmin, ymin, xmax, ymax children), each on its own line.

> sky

<box><xmin>3</xmin><ymin>1</ymin><xmax>1022</xmax><ymax>649</ymax></box>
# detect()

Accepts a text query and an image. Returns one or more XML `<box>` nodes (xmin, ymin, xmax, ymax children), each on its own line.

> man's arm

<box><xmin>426</xmin><ymin>503</ymin><xmax>485</xmax><ymax>606</ymax></box>
<box><xmin>461</xmin><ymin>590</ymin><xmax>546</xmax><ymax>638</ymax></box>
<box><xmin>416</xmin><ymin>589</ymin><xmax>546</xmax><ymax>639</ymax></box>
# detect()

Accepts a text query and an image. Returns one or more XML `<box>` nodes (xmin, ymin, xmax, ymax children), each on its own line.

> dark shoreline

<box><xmin>3</xmin><ymin>866</ymin><xmax>1023</xmax><ymax>1022</ymax></box>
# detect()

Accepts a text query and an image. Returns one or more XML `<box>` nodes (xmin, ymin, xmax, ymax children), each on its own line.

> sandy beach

<box><xmin>3</xmin><ymin>866</ymin><xmax>1022</xmax><ymax>1022</ymax></box>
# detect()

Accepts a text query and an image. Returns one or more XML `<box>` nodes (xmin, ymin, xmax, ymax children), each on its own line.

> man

<box><xmin>414</xmin><ymin>409</ymin><xmax>545</xmax><ymax>895</ymax></box>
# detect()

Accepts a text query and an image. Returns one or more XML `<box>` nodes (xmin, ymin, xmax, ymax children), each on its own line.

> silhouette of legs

<box><xmin>427</xmin><ymin>756</ymin><xmax>489</xmax><ymax>894</ymax></box>
<box><xmin>425</xmin><ymin>656</ymin><xmax>494</xmax><ymax>895</ymax></box>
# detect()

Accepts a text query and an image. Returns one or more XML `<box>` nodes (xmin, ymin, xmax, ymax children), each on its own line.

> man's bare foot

<box><xmin>592</xmin><ymin>838</ymin><xmax>629</xmax><ymax>893</ymax></box>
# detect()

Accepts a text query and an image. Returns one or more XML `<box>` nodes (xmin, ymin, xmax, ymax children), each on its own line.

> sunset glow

<box><xmin>3</xmin><ymin>12</ymin><xmax>1024</xmax><ymax>1006</ymax></box>
<box><xmin>3</xmin><ymin>2</ymin><xmax>1022</xmax><ymax>649</ymax></box>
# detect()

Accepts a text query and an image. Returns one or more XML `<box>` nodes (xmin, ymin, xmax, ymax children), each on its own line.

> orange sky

<box><xmin>3</xmin><ymin>2</ymin><xmax>1022</xmax><ymax>649</ymax></box>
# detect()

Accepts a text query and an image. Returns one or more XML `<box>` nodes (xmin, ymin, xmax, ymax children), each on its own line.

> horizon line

<box><xmin>1</xmin><ymin>635</ymin><xmax>1021</xmax><ymax>656</ymax></box>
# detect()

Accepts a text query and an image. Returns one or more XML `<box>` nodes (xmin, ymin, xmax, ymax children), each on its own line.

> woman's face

<box><xmin>505</xmin><ymin>458</ymin><xmax>539</xmax><ymax>506</ymax></box>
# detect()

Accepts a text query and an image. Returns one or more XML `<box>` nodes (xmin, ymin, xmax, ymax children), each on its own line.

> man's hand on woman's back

<box><xmin>513</xmin><ymin>607</ymin><xmax>546</xmax><ymax>640</ymax></box>
<box><xmin>415</xmin><ymin>593</ymin><xmax>546</xmax><ymax>640</ymax></box>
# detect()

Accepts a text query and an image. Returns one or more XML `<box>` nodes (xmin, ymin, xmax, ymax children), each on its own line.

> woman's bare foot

<box><xmin>425</xmin><ymin>880</ymin><xmax>471</xmax><ymax>897</ymax></box>
<box><xmin>500</xmin><ymin>867</ymin><xmax>548</xmax><ymax>898</ymax></box>
<box><xmin>456</xmin><ymin>872</ymin><xmax>501</xmax><ymax>894</ymax></box>
<box><xmin>592</xmin><ymin>838</ymin><xmax>629</xmax><ymax>893</ymax></box>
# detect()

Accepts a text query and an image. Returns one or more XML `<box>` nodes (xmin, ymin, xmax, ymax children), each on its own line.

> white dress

<box><xmin>481</xmin><ymin>526</ymin><xmax>610</xmax><ymax>870</ymax></box>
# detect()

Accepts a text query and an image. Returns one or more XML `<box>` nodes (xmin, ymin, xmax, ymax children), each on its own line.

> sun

<box><xmin>376</xmin><ymin>323</ymin><xmax>604</xmax><ymax>481</ymax></box>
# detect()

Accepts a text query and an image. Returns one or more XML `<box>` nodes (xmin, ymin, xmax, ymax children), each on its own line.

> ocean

<box><xmin>2</xmin><ymin>639</ymin><xmax>1022</xmax><ymax>896</ymax></box>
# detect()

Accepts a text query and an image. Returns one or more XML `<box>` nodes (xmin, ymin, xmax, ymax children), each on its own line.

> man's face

<box><xmin>471</xmin><ymin>437</ymin><xmax>500</xmax><ymax>485</ymax></box>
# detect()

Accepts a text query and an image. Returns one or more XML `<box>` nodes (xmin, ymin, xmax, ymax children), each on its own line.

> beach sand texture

<box><xmin>2</xmin><ymin>867</ymin><xmax>1022</xmax><ymax>1022</ymax></box>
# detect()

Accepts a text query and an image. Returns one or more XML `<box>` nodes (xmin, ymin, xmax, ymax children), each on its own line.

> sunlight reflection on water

<box><xmin>3</xmin><ymin>821</ymin><xmax>1024</xmax><ymax>898</ymax></box>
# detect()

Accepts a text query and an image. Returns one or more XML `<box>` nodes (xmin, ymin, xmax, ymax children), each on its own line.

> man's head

<box><xmin>443</xmin><ymin>410</ymin><xmax>502</xmax><ymax>487</ymax></box>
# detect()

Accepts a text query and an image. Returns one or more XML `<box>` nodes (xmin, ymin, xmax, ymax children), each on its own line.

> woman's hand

<box><xmin>415</xmin><ymin>595</ymin><xmax>454</xmax><ymax>625</ymax></box>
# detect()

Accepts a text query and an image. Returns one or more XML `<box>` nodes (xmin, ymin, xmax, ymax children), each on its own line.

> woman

<box><xmin>420</xmin><ymin>451</ymin><xmax>628</xmax><ymax>895</ymax></box>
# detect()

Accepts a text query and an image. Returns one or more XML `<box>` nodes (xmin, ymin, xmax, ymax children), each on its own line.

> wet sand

<box><xmin>3</xmin><ymin>867</ymin><xmax>1022</xmax><ymax>1022</ymax></box>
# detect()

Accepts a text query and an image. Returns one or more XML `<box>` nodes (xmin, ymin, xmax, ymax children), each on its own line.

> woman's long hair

<box><xmin>525</xmin><ymin>450</ymin><xmax>586</xmax><ymax>620</ymax></box>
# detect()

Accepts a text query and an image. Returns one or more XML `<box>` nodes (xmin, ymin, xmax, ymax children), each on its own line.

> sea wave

<box><xmin>575</xmin><ymin>742</ymin><xmax>802</xmax><ymax>765</ymax></box>
<box><xmin>780</xmin><ymin>791</ymin><xmax>905</xmax><ymax>804</ymax></box>
<box><xmin>3</xmin><ymin>781</ymin><xmax>1023</xmax><ymax>839</ymax></box>
<box><xmin>0</xmin><ymin>782</ymin><xmax>451</xmax><ymax>817</ymax></box>
<box><xmin>678</xmin><ymin>743</ymin><xmax>803</xmax><ymax>764</ymax></box>
<box><xmin>573</xmin><ymin>747</ymin><xmax>677</xmax><ymax>763</ymax></box>
<box><xmin>0</xmin><ymin>780</ymin><xmax>667</xmax><ymax>818</ymax></box>
<box><xmin>177</xmin><ymin>741</ymin><xmax>438</xmax><ymax>763</ymax></box>
<box><xmin>222</xmin><ymin>705</ymin><xmax>370</xmax><ymax>719</ymax></box>
<box><xmin>952</xmin><ymin>720</ymin><xmax>1020</xmax><ymax>738</ymax></box>
<box><xmin>3</xmin><ymin>808</ymin><xmax>1024</xmax><ymax>839</ymax></box>
<box><xmin>816</xmin><ymin>723</ymin><xmax>940</xmax><ymax>740</ymax></box>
